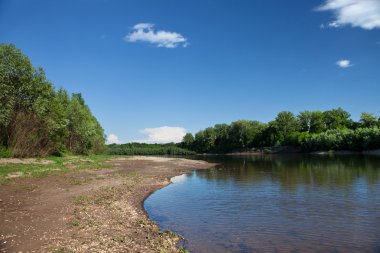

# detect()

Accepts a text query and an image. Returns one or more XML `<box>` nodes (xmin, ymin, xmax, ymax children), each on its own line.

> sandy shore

<box><xmin>0</xmin><ymin>156</ymin><xmax>215</xmax><ymax>253</ymax></box>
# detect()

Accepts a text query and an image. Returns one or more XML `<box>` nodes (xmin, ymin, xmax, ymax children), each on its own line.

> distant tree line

<box><xmin>180</xmin><ymin>109</ymin><xmax>380</xmax><ymax>153</ymax></box>
<box><xmin>107</xmin><ymin>143</ymin><xmax>196</xmax><ymax>156</ymax></box>
<box><xmin>0</xmin><ymin>44</ymin><xmax>105</xmax><ymax>157</ymax></box>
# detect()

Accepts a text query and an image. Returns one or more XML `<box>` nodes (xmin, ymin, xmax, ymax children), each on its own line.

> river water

<box><xmin>144</xmin><ymin>155</ymin><xmax>380</xmax><ymax>253</ymax></box>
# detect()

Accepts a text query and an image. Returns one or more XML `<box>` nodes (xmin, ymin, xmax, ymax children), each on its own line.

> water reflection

<box><xmin>145</xmin><ymin>155</ymin><xmax>380</xmax><ymax>253</ymax></box>
<box><xmin>199</xmin><ymin>155</ymin><xmax>380</xmax><ymax>190</ymax></box>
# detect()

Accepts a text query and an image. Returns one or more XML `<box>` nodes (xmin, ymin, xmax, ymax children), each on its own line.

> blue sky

<box><xmin>1</xmin><ymin>0</ymin><xmax>380</xmax><ymax>143</ymax></box>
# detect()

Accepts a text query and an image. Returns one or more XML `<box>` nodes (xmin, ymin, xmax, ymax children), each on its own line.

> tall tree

<box><xmin>323</xmin><ymin>108</ymin><xmax>351</xmax><ymax>130</ymax></box>
<box><xmin>214</xmin><ymin>124</ymin><xmax>230</xmax><ymax>153</ymax></box>
<box><xmin>0</xmin><ymin>44</ymin><xmax>105</xmax><ymax>156</ymax></box>
<box><xmin>298</xmin><ymin>111</ymin><xmax>313</xmax><ymax>133</ymax></box>
<box><xmin>360</xmin><ymin>112</ymin><xmax>378</xmax><ymax>128</ymax></box>
<box><xmin>274</xmin><ymin>111</ymin><xmax>299</xmax><ymax>141</ymax></box>
<box><xmin>182</xmin><ymin>133</ymin><xmax>194</xmax><ymax>149</ymax></box>
<box><xmin>309</xmin><ymin>111</ymin><xmax>326</xmax><ymax>133</ymax></box>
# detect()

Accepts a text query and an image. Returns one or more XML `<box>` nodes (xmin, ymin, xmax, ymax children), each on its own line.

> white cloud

<box><xmin>133</xmin><ymin>23</ymin><xmax>154</xmax><ymax>30</ymax></box>
<box><xmin>133</xmin><ymin>126</ymin><xmax>187</xmax><ymax>144</ymax></box>
<box><xmin>317</xmin><ymin>0</ymin><xmax>380</xmax><ymax>30</ymax></box>
<box><xmin>106</xmin><ymin>134</ymin><xmax>122</xmax><ymax>144</ymax></box>
<box><xmin>328</xmin><ymin>21</ymin><xmax>342</xmax><ymax>28</ymax></box>
<box><xmin>336</xmin><ymin>59</ymin><xmax>353</xmax><ymax>68</ymax></box>
<box><xmin>124</xmin><ymin>23</ymin><xmax>188</xmax><ymax>48</ymax></box>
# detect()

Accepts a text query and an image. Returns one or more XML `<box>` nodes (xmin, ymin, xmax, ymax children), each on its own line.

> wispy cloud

<box><xmin>336</xmin><ymin>59</ymin><xmax>353</xmax><ymax>68</ymax></box>
<box><xmin>317</xmin><ymin>0</ymin><xmax>380</xmax><ymax>30</ymax></box>
<box><xmin>124</xmin><ymin>23</ymin><xmax>189</xmax><ymax>48</ymax></box>
<box><xmin>106</xmin><ymin>134</ymin><xmax>122</xmax><ymax>144</ymax></box>
<box><xmin>328</xmin><ymin>21</ymin><xmax>342</xmax><ymax>28</ymax></box>
<box><xmin>133</xmin><ymin>126</ymin><xmax>186</xmax><ymax>143</ymax></box>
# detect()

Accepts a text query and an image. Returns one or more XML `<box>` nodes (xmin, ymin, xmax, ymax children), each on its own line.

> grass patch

<box><xmin>69</xmin><ymin>176</ymin><xmax>92</xmax><ymax>185</ymax></box>
<box><xmin>0</xmin><ymin>154</ymin><xmax>123</xmax><ymax>185</ymax></box>
<box><xmin>72</xmin><ymin>195</ymin><xmax>91</xmax><ymax>206</ymax></box>
<box><xmin>93</xmin><ymin>186</ymin><xmax>118</xmax><ymax>205</ymax></box>
<box><xmin>67</xmin><ymin>219</ymin><xmax>80</xmax><ymax>228</ymax></box>
<box><xmin>53</xmin><ymin>247</ymin><xmax>74</xmax><ymax>253</ymax></box>
<box><xmin>0</xmin><ymin>146</ymin><xmax>12</xmax><ymax>158</ymax></box>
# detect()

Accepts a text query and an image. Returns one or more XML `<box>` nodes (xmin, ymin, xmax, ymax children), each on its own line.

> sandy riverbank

<box><xmin>0</xmin><ymin>156</ymin><xmax>215</xmax><ymax>253</ymax></box>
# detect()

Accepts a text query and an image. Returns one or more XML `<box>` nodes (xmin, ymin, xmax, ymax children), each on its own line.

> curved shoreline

<box><xmin>140</xmin><ymin>172</ymin><xmax>188</xmax><ymax>219</ymax></box>
<box><xmin>0</xmin><ymin>156</ymin><xmax>215</xmax><ymax>253</ymax></box>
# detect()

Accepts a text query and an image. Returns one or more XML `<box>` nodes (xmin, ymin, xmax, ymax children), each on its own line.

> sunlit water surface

<box><xmin>144</xmin><ymin>155</ymin><xmax>380</xmax><ymax>253</ymax></box>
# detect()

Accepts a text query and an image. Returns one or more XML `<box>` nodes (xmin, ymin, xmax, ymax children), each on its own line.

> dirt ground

<box><xmin>0</xmin><ymin>156</ymin><xmax>215</xmax><ymax>253</ymax></box>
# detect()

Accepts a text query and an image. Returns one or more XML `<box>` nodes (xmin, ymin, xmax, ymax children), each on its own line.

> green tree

<box><xmin>309</xmin><ymin>111</ymin><xmax>326</xmax><ymax>133</ymax></box>
<box><xmin>323</xmin><ymin>108</ymin><xmax>351</xmax><ymax>130</ymax></box>
<box><xmin>182</xmin><ymin>133</ymin><xmax>194</xmax><ymax>149</ymax></box>
<box><xmin>298</xmin><ymin>111</ymin><xmax>313</xmax><ymax>133</ymax></box>
<box><xmin>229</xmin><ymin>120</ymin><xmax>251</xmax><ymax>150</ymax></box>
<box><xmin>214</xmin><ymin>124</ymin><xmax>230</xmax><ymax>152</ymax></box>
<box><xmin>193</xmin><ymin>130</ymin><xmax>206</xmax><ymax>153</ymax></box>
<box><xmin>274</xmin><ymin>111</ymin><xmax>299</xmax><ymax>142</ymax></box>
<box><xmin>0</xmin><ymin>44</ymin><xmax>105</xmax><ymax>156</ymax></box>
<box><xmin>297</xmin><ymin>110</ymin><xmax>326</xmax><ymax>134</ymax></box>
<box><xmin>67</xmin><ymin>93</ymin><xmax>105</xmax><ymax>154</ymax></box>
<box><xmin>360</xmin><ymin>112</ymin><xmax>378</xmax><ymax>128</ymax></box>
<box><xmin>0</xmin><ymin>44</ymin><xmax>50</xmax><ymax>145</ymax></box>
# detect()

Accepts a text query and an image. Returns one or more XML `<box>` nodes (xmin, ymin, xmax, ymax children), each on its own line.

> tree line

<box><xmin>107</xmin><ymin>143</ymin><xmax>196</xmax><ymax>156</ymax></box>
<box><xmin>0</xmin><ymin>44</ymin><xmax>105</xmax><ymax>157</ymax></box>
<box><xmin>180</xmin><ymin>109</ymin><xmax>380</xmax><ymax>153</ymax></box>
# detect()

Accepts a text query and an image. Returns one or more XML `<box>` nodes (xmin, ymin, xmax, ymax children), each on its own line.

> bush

<box><xmin>299</xmin><ymin>127</ymin><xmax>380</xmax><ymax>152</ymax></box>
<box><xmin>0</xmin><ymin>146</ymin><xmax>12</xmax><ymax>158</ymax></box>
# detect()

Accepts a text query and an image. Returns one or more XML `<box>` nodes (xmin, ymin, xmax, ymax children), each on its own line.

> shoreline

<box><xmin>224</xmin><ymin>149</ymin><xmax>380</xmax><ymax>156</ymax></box>
<box><xmin>0</xmin><ymin>156</ymin><xmax>215</xmax><ymax>253</ymax></box>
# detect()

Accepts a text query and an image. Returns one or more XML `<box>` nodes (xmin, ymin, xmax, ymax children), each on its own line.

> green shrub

<box><xmin>0</xmin><ymin>146</ymin><xmax>12</xmax><ymax>158</ymax></box>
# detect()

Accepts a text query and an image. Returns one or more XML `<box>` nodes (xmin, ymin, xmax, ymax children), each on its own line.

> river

<box><xmin>144</xmin><ymin>155</ymin><xmax>380</xmax><ymax>253</ymax></box>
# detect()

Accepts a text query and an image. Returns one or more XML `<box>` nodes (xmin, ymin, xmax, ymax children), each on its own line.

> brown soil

<box><xmin>0</xmin><ymin>156</ymin><xmax>215</xmax><ymax>253</ymax></box>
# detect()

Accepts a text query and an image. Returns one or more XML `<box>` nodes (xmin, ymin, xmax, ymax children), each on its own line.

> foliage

<box><xmin>106</xmin><ymin>143</ymin><xmax>196</xmax><ymax>156</ymax></box>
<box><xmin>298</xmin><ymin>110</ymin><xmax>325</xmax><ymax>133</ymax></box>
<box><xmin>273</xmin><ymin>111</ymin><xmax>298</xmax><ymax>142</ymax></box>
<box><xmin>181</xmin><ymin>108</ymin><xmax>380</xmax><ymax>153</ymax></box>
<box><xmin>182</xmin><ymin>133</ymin><xmax>194</xmax><ymax>150</ymax></box>
<box><xmin>0</xmin><ymin>44</ymin><xmax>105</xmax><ymax>157</ymax></box>
<box><xmin>0</xmin><ymin>146</ymin><xmax>12</xmax><ymax>158</ymax></box>
<box><xmin>299</xmin><ymin>127</ymin><xmax>380</xmax><ymax>152</ymax></box>
<box><xmin>360</xmin><ymin>112</ymin><xmax>379</xmax><ymax>128</ymax></box>
<box><xmin>323</xmin><ymin>108</ymin><xmax>351</xmax><ymax>130</ymax></box>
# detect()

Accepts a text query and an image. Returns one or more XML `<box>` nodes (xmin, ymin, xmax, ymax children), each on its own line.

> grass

<box><xmin>0</xmin><ymin>146</ymin><xmax>12</xmax><ymax>158</ymax></box>
<box><xmin>69</xmin><ymin>176</ymin><xmax>92</xmax><ymax>185</ymax></box>
<box><xmin>53</xmin><ymin>248</ymin><xmax>74</xmax><ymax>253</ymax></box>
<box><xmin>73</xmin><ymin>195</ymin><xmax>91</xmax><ymax>206</ymax></box>
<box><xmin>0</xmin><ymin>154</ymin><xmax>125</xmax><ymax>185</ymax></box>
<box><xmin>67</xmin><ymin>219</ymin><xmax>80</xmax><ymax>228</ymax></box>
